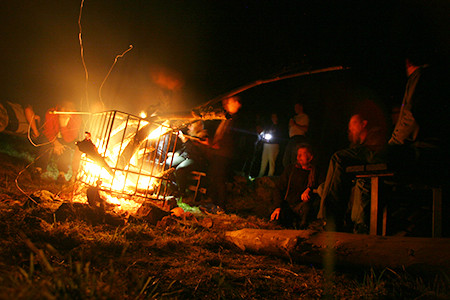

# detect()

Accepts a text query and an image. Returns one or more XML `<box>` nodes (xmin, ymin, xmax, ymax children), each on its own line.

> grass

<box><xmin>0</xmin><ymin>133</ymin><xmax>450</xmax><ymax>299</ymax></box>
<box><xmin>2</xmin><ymin>202</ymin><xmax>450</xmax><ymax>299</ymax></box>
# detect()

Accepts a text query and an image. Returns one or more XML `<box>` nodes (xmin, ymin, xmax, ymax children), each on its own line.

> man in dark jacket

<box><xmin>271</xmin><ymin>144</ymin><xmax>323</xmax><ymax>229</ymax></box>
<box><xmin>317</xmin><ymin>112</ymin><xmax>388</xmax><ymax>233</ymax></box>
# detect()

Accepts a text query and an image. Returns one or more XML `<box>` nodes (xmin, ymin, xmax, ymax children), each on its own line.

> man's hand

<box><xmin>179</xmin><ymin>131</ymin><xmax>188</xmax><ymax>143</ymax></box>
<box><xmin>289</xmin><ymin>118</ymin><xmax>295</xmax><ymax>127</ymax></box>
<box><xmin>301</xmin><ymin>188</ymin><xmax>311</xmax><ymax>202</ymax></box>
<box><xmin>59</xmin><ymin>114</ymin><xmax>71</xmax><ymax>128</ymax></box>
<box><xmin>270</xmin><ymin>208</ymin><xmax>281</xmax><ymax>221</ymax></box>
<box><xmin>34</xmin><ymin>115</ymin><xmax>41</xmax><ymax>126</ymax></box>
<box><xmin>52</xmin><ymin>140</ymin><xmax>67</xmax><ymax>156</ymax></box>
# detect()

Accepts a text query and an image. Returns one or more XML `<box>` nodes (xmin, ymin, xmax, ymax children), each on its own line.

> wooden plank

<box><xmin>346</xmin><ymin>165</ymin><xmax>365</xmax><ymax>173</ymax></box>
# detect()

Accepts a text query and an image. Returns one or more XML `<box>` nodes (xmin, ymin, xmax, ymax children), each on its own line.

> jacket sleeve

<box><xmin>273</xmin><ymin>165</ymin><xmax>291</xmax><ymax>208</ymax></box>
<box><xmin>43</xmin><ymin>109</ymin><xmax>60</xmax><ymax>141</ymax></box>
<box><xmin>61</xmin><ymin>114</ymin><xmax>82</xmax><ymax>143</ymax></box>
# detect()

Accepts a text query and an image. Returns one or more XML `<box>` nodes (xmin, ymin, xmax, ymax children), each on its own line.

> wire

<box><xmin>26</xmin><ymin>113</ymin><xmax>56</xmax><ymax>148</ymax></box>
<box><xmin>15</xmin><ymin>147</ymin><xmax>53</xmax><ymax>205</ymax></box>
<box><xmin>78</xmin><ymin>0</ymin><xmax>89</xmax><ymax>114</ymax></box>
<box><xmin>98</xmin><ymin>45</ymin><xmax>134</xmax><ymax>111</ymax></box>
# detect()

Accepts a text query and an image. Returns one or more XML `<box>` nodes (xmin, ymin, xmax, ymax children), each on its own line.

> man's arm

<box><xmin>24</xmin><ymin>105</ymin><xmax>40</xmax><ymax>138</ymax></box>
<box><xmin>289</xmin><ymin>119</ymin><xmax>309</xmax><ymax>131</ymax></box>
<box><xmin>60</xmin><ymin>114</ymin><xmax>82</xmax><ymax>143</ymax></box>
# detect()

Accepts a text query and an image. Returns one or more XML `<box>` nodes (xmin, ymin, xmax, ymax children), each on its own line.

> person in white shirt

<box><xmin>282</xmin><ymin>103</ymin><xmax>309</xmax><ymax>168</ymax></box>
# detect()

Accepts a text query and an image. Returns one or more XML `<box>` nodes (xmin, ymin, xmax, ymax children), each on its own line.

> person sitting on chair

<box><xmin>166</xmin><ymin>120</ymin><xmax>208</xmax><ymax>197</ymax></box>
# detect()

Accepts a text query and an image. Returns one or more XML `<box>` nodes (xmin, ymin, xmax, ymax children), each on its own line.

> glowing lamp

<box><xmin>264</xmin><ymin>133</ymin><xmax>272</xmax><ymax>141</ymax></box>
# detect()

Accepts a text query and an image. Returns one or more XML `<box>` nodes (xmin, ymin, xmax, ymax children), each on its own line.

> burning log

<box><xmin>224</xmin><ymin>228</ymin><xmax>450</xmax><ymax>272</ymax></box>
<box><xmin>76</xmin><ymin>134</ymin><xmax>113</xmax><ymax>175</ymax></box>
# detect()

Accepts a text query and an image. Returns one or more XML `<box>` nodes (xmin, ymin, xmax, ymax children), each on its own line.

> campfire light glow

<box><xmin>75</xmin><ymin>111</ymin><xmax>179</xmax><ymax>213</ymax></box>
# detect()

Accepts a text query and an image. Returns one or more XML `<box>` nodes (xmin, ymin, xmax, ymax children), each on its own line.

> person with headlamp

<box><xmin>258</xmin><ymin>112</ymin><xmax>284</xmax><ymax>177</ymax></box>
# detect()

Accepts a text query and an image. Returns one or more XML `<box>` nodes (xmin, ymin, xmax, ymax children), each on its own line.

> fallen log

<box><xmin>224</xmin><ymin>229</ymin><xmax>450</xmax><ymax>272</ymax></box>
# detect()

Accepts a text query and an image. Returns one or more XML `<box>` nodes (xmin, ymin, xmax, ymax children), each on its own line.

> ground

<box><xmin>0</xmin><ymin>133</ymin><xmax>449</xmax><ymax>300</ymax></box>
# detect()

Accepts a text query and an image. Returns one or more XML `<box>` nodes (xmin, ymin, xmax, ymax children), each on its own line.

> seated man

<box><xmin>166</xmin><ymin>120</ymin><xmax>208</xmax><ymax>197</ymax></box>
<box><xmin>33</xmin><ymin>101</ymin><xmax>82</xmax><ymax>184</ymax></box>
<box><xmin>270</xmin><ymin>144</ymin><xmax>323</xmax><ymax>229</ymax></box>
<box><xmin>317</xmin><ymin>112</ymin><xmax>387</xmax><ymax>233</ymax></box>
<box><xmin>318</xmin><ymin>45</ymin><xmax>450</xmax><ymax>234</ymax></box>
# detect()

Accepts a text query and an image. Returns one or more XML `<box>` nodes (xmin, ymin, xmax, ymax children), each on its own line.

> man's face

<box><xmin>297</xmin><ymin>147</ymin><xmax>313</xmax><ymax>168</ymax></box>
<box><xmin>348</xmin><ymin>115</ymin><xmax>366</xmax><ymax>144</ymax></box>
<box><xmin>294</xmin><ymin>104</ymin><xmax>303</xmax><ymax>115</ymax></box>
<box><xmin>188</xmin><ymin>121</ymin><xmax>202</xmax><ymax>135</ymax></box>
<box><xmin>271</xmin><ymin>114</ymin><xmax>278</xmax><ymax>124</ymax></box>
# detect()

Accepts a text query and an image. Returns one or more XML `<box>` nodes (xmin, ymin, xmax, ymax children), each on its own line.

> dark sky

<box><xmin>2</xmin><ymin>1</ymin><xmax>450</xmax><ymax>154</ymax></box>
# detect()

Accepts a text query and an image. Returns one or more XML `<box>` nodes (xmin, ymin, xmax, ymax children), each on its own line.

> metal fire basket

<box><xmin>77</xmin><ymin>110</ymin><xmax>178</xmax><ymax>200</ymax></box>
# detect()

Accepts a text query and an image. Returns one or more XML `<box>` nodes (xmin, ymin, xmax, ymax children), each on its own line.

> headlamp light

<box><xmin>264</xmin><ymin>133</ymin><xmax>272</xmax><ymax>141</ymax></box>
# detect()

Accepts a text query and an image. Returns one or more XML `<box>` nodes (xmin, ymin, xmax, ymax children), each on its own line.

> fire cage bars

<box><xmin>77</xmin><ymin>110</ymin><xmax>179</xmax><ymax>201</ymax></box>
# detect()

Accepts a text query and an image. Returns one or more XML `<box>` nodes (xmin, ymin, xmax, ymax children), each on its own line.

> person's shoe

<box><xmin>308</xmin><ymin>219</ymin><xmax>325</xmax><ymax>231</ymax></box>
<box><xmin>171</xmin><ymin>190</ymin><xmax>186</xmax><ymax>199</ymax></box>
<box><xmin>215</xmin><ymin>205</ymin><xmax>226</xmax><ymax>214</ymax></box>
<box><xmin>199</xmin><ymin>204</ymin><xmax>226</xmax><ymax>215</ymax></box>
<box><xmin>353</xmin><ymin>223</ymin><xmax>369</xmax><ymax>235</ymax></box>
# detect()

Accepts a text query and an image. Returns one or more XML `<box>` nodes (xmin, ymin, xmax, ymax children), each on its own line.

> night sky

<box><xmin>2</xmin><ymin>1</ymin><xmax>450</xmax><ymax>157</ymax></box>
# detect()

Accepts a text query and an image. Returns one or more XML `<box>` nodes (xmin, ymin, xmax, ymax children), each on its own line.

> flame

<box><xmin>76</xmin><ymin>111</ymin><xmax>177</xmax><ymax>215</ymax></box>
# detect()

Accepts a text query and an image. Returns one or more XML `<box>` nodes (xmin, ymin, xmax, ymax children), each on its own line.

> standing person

<box><xmin>270</xmin><ymin>144</ymin><xmax>323</xmax><ymax>229</ymax></box>
<box><xmin>33</xmin><ymin>101</ymin><xmax>82</xmax><ymax>184</ymax></box>
<box><xmin>207</xmin><ymin>96</ymin><xmax>243</xmax><ymax>212</ymax></box>
<box><xmin>387</xmin><ymin>45</ymin><xmax>449</xmax><ymax>176</ymax></box>
<box><xmin>282</xmin><ymin>102</ymin><xmax>309</xmax><ymax>168</ymax></box>
<box><xmin>258</xmin><ymin>112</ymin><xmax>284</xmax><ymax>177</ymax></box>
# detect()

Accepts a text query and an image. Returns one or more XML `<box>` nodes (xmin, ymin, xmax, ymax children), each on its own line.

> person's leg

<box><xmin>293</xmin><ymin>201</ymin><xmax>310</xmax><ymax>228</ymax></box>
<box><xmin>174</xmin><ymin>158</ymin><xmax>196</xmax><ymax>194</ymax></box>
<box><xmin>351</xmin><ymin>177</ymin><xmax>371</xmax><ymax>233</ymax></box>
<box><xmin>276</xmin><ymin>201</ymin><xmax>300</xmax><ymax>228</ymax></box>
<box><xmin>208</xmin><ymin>154</ymin><xmax>230</xmax><ymax>211</ymax></box>
<box><xmin>267</xmin><ymin>144</ymin><xmax>279</xmax><ymax>176</ymax></box>
<box><xmin>282</xmin><ymin>138</ymin><xmax>295</xmax><ymax>168</ymax></box>
<box><xmin>258</xmin><ymin>144</ymin><xmax>269</xmax><ymax>177</ymax></box>
<box><xmin>166</xmin><ymin>154</ymin><xmax>186</xmax><ymax>188</ymax></box>
<box><xmin>318</xmin><ymin>146</ymin><xmax>371</xmax><ymax>231</ymax></box>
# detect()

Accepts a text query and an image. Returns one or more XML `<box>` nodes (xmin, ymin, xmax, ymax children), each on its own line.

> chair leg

<box><xmin>193</xmin><ymin>176</ymin><xmax>201</xmax><ymax>201</ymax></box>
<box><xmin>382</xmin><ymin>206</ymin><xmax>387</xmax><ymax>236</ymax></box>
<box><xmin>370</xmin><ymin>176</ymin><xmax>379</xmax><ymax>235</ymax></box>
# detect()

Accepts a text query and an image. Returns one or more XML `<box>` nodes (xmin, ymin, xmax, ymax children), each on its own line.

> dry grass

<box><xmin>0</xmin><ymin>134</ymin><xmax>449</xmax><ymax>299</ymax></box>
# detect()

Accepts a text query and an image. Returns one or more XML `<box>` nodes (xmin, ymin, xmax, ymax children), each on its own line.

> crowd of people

<box><xmin>1</xmin><ymin>44</ymin><xmax>448</xmax><ymax>235</ymax></box>
<box><xmin>162</xmin><ymin>44</ymin><xmax>449</xmax><ymax>234</ymax></box>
